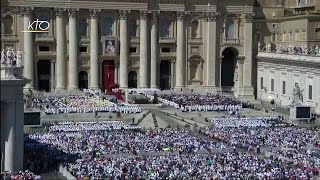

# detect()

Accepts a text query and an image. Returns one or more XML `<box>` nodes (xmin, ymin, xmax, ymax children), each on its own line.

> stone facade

<box><xmin>257</xmin><ymin>52</ymin><xmax>320</xmax><ymax>113</ymax></box>
<box><xmin>1</xmin><ymin>0</ymin><xmax>319</xmax><ymax>100</ymax></box>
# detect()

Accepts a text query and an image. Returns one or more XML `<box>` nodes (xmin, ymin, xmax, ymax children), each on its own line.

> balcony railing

<box><xmin>222</xmin><ymin>38</ymin><xmax>240</xmax><ymax>45</ymax></box>
<box><xmin>1</xmin><ymin>34</ymin><xmax>18</xmax><ymax>40</ymax></box>
<box><xmin>188</xmin><ymin>37</ymin><xmax>202</xmax><ymax>43</ymax></box>
<box><xmin>35</xmin><ymin>35</ymin><xmax>55</xmax><ymax>42</ymax></box>
<box><xmin>159</xmin><ymin>37</ymin><xmax>176</xmax><ymax>43</ymax></box>
<box><xmin>130</xmin><ymin>36</ymin><xmax>139</xmax><ymax>43</ymax></box>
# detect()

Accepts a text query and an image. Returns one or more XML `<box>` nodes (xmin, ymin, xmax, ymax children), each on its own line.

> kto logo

<box><xmin>22</xmin><ymin>19</ymin><xmax>50</xmax><ymax>33</ymax></box>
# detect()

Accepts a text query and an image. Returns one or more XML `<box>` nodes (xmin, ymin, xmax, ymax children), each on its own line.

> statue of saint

<box><xmin>233</xmin><ymin>63</ymin><xmax>238</xmax><ymax>83</ymax></box>
<box><xmin>6</xmin><ymin>48</ymin><xmax>15</xmax><ymax>66</ymax></box>
<box><xmin>292</xmin><ymin>83</ymin><xmax>303</xmax><ymax>104</ymax></box>
<box><xmin>266</xmin><ymin>43</ymin><xmax>272</xmax><ymax>52</ymax></box>
<box><xmin>16</xmin><ymin>48</ymin><xmax>23</xmax><ymax>67</ymax></box>
<box><xmin>1</xmin><ymin>49</ymin><xmax>6</xmax><ymax>64</ymax></box>
<box><xmin>106</xmin><ymin>41</ymin><xmax>115</xmax><ymax>53</ymax></box>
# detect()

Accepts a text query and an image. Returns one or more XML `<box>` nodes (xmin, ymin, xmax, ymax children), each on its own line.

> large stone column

<box><xmin>119</xmin><ymin>10</ymin><xmax>128</xmax><ymax>89</ymax></box>
<box><xmin>238</xmin><ymin>58</ymin><xmax>244</xmax><ymax>88</ymax></box>
<box><xmin>89</xmin><ymin>9</ymin><xmax>100</xmax><ymax>89</ymax></box>
<box><xmin>55</xmin><ymin>9</ymin><xmax>66</xmax><ymax>90</ymax></box>
<box><xmin>175</xmin><ymin>12</ymin><xmax>186</xmax><ymax>89</ymax></box>
<box><xmin>139</xmin><ymin>11</ymin><xmax>148</xmax><ymax>88</ymax></box>
<box><xmin>22</xmin><ymin>8</ymin><xmax>34</xmax><ymax>89</ymax></box>
<box><xmin>150</xmin><ymin>12</ymin><xmax>159</xmax><ymax>89</ymax></box>
<box><xmin>68</xmin><ymin>9</ymin><xmax>78</xmax><ymax>90</ymax></box>
<box><xmin>241</xmin><ymin>13</ymin><xmax>255</xmax><ymax>99</ymax></box>
<box><xmin>1</xmin><ymin>68</ymin><xmax>29</xmax><ymax>172</ymax></box>
<box><xmin>205</xmin><ymin>12</ymin><xmax>219</xmax><ymax>91</ymax></box>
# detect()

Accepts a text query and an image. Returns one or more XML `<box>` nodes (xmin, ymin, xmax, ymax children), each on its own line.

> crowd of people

<box><xmin>32</xmin><ymin>95</ymin><xmax>142</xmax><ymax>114</ymax></box>
<box><xmin>148</xmin><ymin>93</ymin><xmax>244</xmax><ymax>113</ymax></box>
<box><xmin>21</xmin><ymin>117</ymin><xmax>320</xmax><ymax>179</ymax></box>
<box><xmin>0</xmin><ymin>170</ymin><xmax>40</xmax><ymax>180</ymax></box>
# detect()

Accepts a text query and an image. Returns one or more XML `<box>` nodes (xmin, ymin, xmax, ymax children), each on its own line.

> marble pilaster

<box><xmin>139</xmin><ymin>11</ymin><xmax>148</xmax><ymax>88</ymax></box>
<box><xmin>175</xmin><ymin>12</ymin><xmax>186</xmax><ymax>89</ymax></box>
<box><xmin>150</xmin><ymin>12</ymin><xmax>159</xmax><ymax>89</ymax></box>
<box><xmin>89</xmin><ymin>9</ymin><xmax>100</xmax><ymax>89</ymax></box>
<box><xmin>119</xmin><ymin>10</ymin><xmax>129</xmax><ymax>89</ymax></box>
<box><xmin>68</xmin><ymin>9</ymin><xmax>78</xmax><ymax>90</ymax></box>
<box><xmin>55</xmin><ymin>9</ymin><xmax>66</xmax><ymax>90</ymax></box>
<box><xmin>22</xmin><ymin>7</ymin><xmax>34</xmax><ymax>89</ymax></box>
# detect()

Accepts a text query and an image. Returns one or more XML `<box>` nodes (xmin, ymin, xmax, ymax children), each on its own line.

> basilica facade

<box><xmin>1</xmin><ymin>0</ymin><xmax>319</xmax><ymax>99</ymax></box>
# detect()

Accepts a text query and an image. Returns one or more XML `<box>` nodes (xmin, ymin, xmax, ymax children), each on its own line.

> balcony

<box><xmin>80</xmin><ymin>36</ymin><xmax>90</xmax><ymax>43</ymax></box>
<box><xmin>188</xmin><ymin>37</ymin><xmax>203</xmax><ymax>44</ymax></box>
<box><xmin>222</xmin><ymin>38</ymin><xmax>240</xmax><ymax>45</ymax></box>
<box><xmin>159</xmin><ymin>37</ymin><xmax>176</xmax><ymax>44</ymax></box>
<box><xmin>130</xmin><ymin>36</ymin><xmax>139</xmax><ymax>43</ymax></box>
<box><xmin>35</xmin><ymin>35</ymin><xmax>55</xmax><ymax>42</ymax></box>
<box><xmin>1</xmin><ymin>34</ymin><xmax>18</xmax><ymax>41</ymax></box>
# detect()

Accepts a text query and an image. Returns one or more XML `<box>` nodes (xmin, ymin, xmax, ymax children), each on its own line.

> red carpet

<box><xmin>113</xmin><ymin>92</ymin><xmax>125</xmax><ymax>102</ymax></box>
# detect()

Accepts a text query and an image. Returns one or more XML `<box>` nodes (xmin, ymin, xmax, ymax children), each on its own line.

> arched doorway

<box><xmin>128</xmin><ymin>71</ymin><xmax>137</xmax><ymax>88</ymax></box>
<box><xmin>78</xmin><ymin>71</ymin><xmax>88</xmax><ymax>89</ymax></box>
<box><xmin>160</xmin><ymin>60</ymin><xmax>171</xmax><ymax>90</ymax></box>
<box><xmin>221</xmin><ymin>47</ymin><xmax>238</xmax><ymax>88</ymax></box>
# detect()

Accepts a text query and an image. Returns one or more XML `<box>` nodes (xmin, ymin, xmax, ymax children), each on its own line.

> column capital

<box><xmin>68</xmin><ymin>9</ymin><xmax>79</xmax><ymax>18</ymax></box>
<box><xmin>89</xmin><ymin>9</ymin><xmax>101</xmax><ymax>18</ymax></box>
<box><xmin>54</xmin><ymin>8</ymin><xmax>65</xmax><ymax>17</ymax></box>
<box><xmin>119</xmin><ymin>10</ymin><xmax>130</xmax><ymax>20</ymax></box>
<box><xmin>244</xmin><ymin>13</ymin><xmax>255</xmax><ymax>23</ymax></box>
<box><xmin>204</xmin><ymin>12</ymin><xmax>219</xmax><ymax>22</ymax></box>
<box><xmin>139</xmin><ymin>11</ymin><xmax>148</xmax><ymax>20</ymax></box>
<box><xmin>177</xmin><ymin>12</ymin><xmax>186</xmax><ymax>21</ymax></box>
<box><xmin>237</xmin><ymin>56</ymin><xmax>245</xmax><ymax>64</ymax></box>
<box><xmin>19</xmin><ymin>7</ymin><xmax>33</xmax><ymax>17</ymax></box>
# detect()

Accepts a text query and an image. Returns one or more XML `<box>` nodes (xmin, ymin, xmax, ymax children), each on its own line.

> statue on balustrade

<box><xmin>1</xmin><ymin>49</ymin><xmax>6</xmax><ymax>64</ymax></box>
<box><xmin>266</xmin><ymin>43</ymin><xmax>272</xmax><ymax>52</ymax></box>
<box><xmin>233</xmin><ymin>63</ymin><xmax>238</xmax><ymax>83</ymax></box>
<box><xmin>258</xmin><ymin>42</ymin><xmax>262</xmax><ymax>51</ymax></box>
<box><xmin>6</xmin><ymin>48</ymin><xmax>15</xmax><ymax>66</ymax></box>
<box><xmin>315</xmin><ymin>45</ymin><xmax>319</xmax><ymax>55</ymax></box>
<box><xmin>16</xmin><ymin>48</ymin><xmax>23</xmax><ymax>67</ymax></box>
<box><xmin>292</xmin><ymin>83</ymin><xmax>303</xmax><ymax>105</ymax></box>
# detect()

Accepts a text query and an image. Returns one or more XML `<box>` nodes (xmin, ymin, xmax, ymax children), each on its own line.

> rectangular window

<box><xmin>260</xmin><ymin>77</ymin><xmax>263</xmax><ymax>90</ymax></box>
<box><xmin>282</xmin><ymin>81</ymin><xmax>286</xmax><ymax>94</ymax></box>
<box><xmin>79</xmin><ymin>46</ymin><xmax>87</xmax><ymax>53</ymax></box>
<box><xmin>308</xmin><ymin>85</ymin><xmax>312</xmax><ymax>100</ymax></box>
<box><xmin>271</xmin><ymin>33</ymin><xmax>276</xmax><ymax>42</ymax></box>
<box><xmin>161</xmin><ymin>47</ymin><xmax>171</xmax><ymax>53</ymax></box>
<box><xmin>271</xmin><ymin>79</ymin><xmax>274</xmax><ymax>92</ymax></box>
<box><xmin>39</xmin><ymin>46</ymin><xmax>50</xmax><ymax>51</ymax></box>
<box><xmin>129</xmin><ymin>47</ymin><xmax>136</xmax><ymax>53</ymax></box>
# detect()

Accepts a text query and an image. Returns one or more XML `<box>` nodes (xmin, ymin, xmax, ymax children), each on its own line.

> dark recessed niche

<box><xmin>39</xmin><ymin>46</ymin><xmax>50</xmax><ymax>51</ymax></box>
<box><xmin>162</xmin><ymin>47</ymin><xmax>171</xmax><ymax>53</ymax></box>
<box><xmin>129</xmin><ymin>47</ymin><xmax>137</xmax><ymax>53</ymax></box>
<box><xmin>79</xmin><ymin>46</ymin><xmax>87</xmax><ymax>52</ymax></box>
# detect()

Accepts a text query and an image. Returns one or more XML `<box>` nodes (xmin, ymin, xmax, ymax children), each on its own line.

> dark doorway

<box><xmin>221</xmin><ymin>47</ymin><xmax>237</xmax><ymax>87</ymax></box>
<box><xmin>37</xmin><ymin>60</ymin><xmax>51</xmax><ymax>92</ymax></box>
<box><xmin>102</xmin><ymin>60</ymin><xmax>115</xmax><ymax>92</ymax></box>
<box><xmin>160</xmin><ymin>60</ymin><xmax>171</xmax><ymax>90</ymax></box>
<box><xmin>78</xmin><ymin>71</ymin><xmax>88</xmax><ymax>89</ymax></box>
<box><xmin>128</xmin><ymin>71</ymin><xmax>137</xmax><ymax>88</ymax></box>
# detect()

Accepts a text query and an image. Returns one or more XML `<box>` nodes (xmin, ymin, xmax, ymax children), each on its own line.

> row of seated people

<box><xmin>32</xmin><ymin>95</ymin><xmax>142</xmax><ymax>114</ymax></box>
